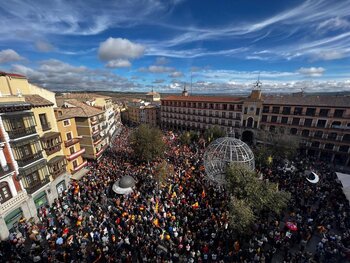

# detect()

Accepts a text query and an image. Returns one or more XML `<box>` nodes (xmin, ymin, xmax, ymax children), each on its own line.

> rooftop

<box><xmin>58</xmin><ymin>93</ymin><xmax>112</xmax><ymax>100</ymax></box>
<box><xmin>263</xmin><ymin>94</ymin><xmax>350</xmax><ymax>108</ymax></box>
<box><xmin>0</xmin><ymin>71</ymin><xmax>26</xmax><ymax>79</ymax></box>
<box><xmin>24</xmin><ymin>95</ymin><xmax>54</xmax><ymax>107</ymax></box>
<box><xmin>55</xmin><ymin>107</ymin><xmax>85</xmax><ymax>121</ymax></box>
<box><xmin>59</xmin><ymin>99</ymin><xmax>104</xmax><ymax>117</ymax></box>
<box><xmin>162</xmin><ymin>95</ymin><xmax>244</xmax><ymax>103</ymax></box>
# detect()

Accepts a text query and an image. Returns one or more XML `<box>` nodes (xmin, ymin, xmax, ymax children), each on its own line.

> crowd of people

<box><xmin>0</xmin><ymin>126</ymin><xmax>349</xmax><ymax>262</ymax></box>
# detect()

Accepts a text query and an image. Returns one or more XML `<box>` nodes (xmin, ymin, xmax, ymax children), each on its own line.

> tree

<box><xmin>204</xmin><ymin>126</ymin><xmax>226</xmax><ymax>143</ymax></box>
<box><xmin>130</xmin><ymin>124</ymin><xmax>165</xmax><ymax>162</ymax></box>
<box><xmin>179</xmin><ymin>131</ymin><xmax>200</xmax><ymax>145</ymax></box>
<box><xmin>154</xmin><ymin>160</ymin><xmax>174</xmax><ymax>190</ymax></box>
<box><xmin>226</xmin><ymin>164</ymin><xmax>290</xmax><ymax>234</ymax></box>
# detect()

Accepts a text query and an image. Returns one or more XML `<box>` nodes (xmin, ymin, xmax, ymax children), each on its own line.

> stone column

<box><xmin>0</xmin><ymin>216</ymin><xmax>10</xmax><ymax>240</ymax></box>
<box><xmin>0</xmin><ymin>145</ymin><xmax>9</xmax><ymax>172</ymax></box>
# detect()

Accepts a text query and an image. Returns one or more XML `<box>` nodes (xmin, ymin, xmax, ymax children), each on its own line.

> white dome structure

<box><xmin>203</xmin><ymin>135</ymin><xmax>255</xmax><ymax>185</ymax></box>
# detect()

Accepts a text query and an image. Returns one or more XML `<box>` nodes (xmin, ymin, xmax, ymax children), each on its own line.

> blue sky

<box><xmin>0</xmin><ymin>0</ymin><xmax>350</xmax><ymax>93</ymax></box>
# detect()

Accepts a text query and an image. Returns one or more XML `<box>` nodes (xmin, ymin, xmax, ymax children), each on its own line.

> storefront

<box><xmin>34</xmin><ymin>191</ymin><xmax>48</xmax><ymax>209</ymax></box>
<box><xmin>5</xmin><ymin>208</ymin><xmax>23</xmax><ymax>233</ymax></box>
<box><xmin>56</xmin><ymin>180</ymin><xmax>66</xmax><ymax>196</ymax></box>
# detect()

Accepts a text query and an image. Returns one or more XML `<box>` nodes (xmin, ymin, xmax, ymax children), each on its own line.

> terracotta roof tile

<box><xmin>24</xmin><ymin>95</ymin><xmax>54</xmax><ymax>107</ymax></box>
<box><xmin>162</xmin><ymin>95</ymin><xmax>243</xmax><ymax>103</ymax></box>
<box><xmin>262</xmin><ymin>94</ymin><xmax>350</xmax><ymax>108</ymax></box>
<box><xmin>60</xmin><ymin>99</ymin><xmax>104</xmax><ymax>117</ymax></box>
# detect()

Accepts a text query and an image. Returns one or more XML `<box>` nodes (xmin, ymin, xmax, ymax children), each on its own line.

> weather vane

<box><xmin>254</xmin><ymin>72</ymin><xmax>262</xmax><ymax>90</ymax></box>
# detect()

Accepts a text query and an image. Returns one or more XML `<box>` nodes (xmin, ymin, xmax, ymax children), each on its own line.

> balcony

<box><xmin>7</xmin><ymin>126</ymin><xmax>36</xmax><ymax>139</ymax></box>
<box><xmin>45</xmin><ymin>144</ymin><xmax>61</xmax><ymax>156</ymax></box>
<box><xmin>0</xmin><ymin>163</ymin><xmax>14</xmax><ymax>179</ymax></box>
<box><xmin>71</xmin><ymin>160</ymin><xmax>87</xmax><ymax>174</ymax></box>
<box><xmin>25</xmin><ymin>176</ymin><xmax>50</xmax><ymax>194</ymax></box>
<box><xmin>17</xmin><ymin>151</ymin><xmax>43</xmax><ymax>167</ymax></box>
<box><xmin>96</xmin><ymin>145</ymin><xmax>108</xmax><ymax>158</ymax></box>
<box><xmin>42</xmin><ymin>122</ymin><xmax>51</xmax><ymax>131</ymax></box>
<box><xmin>92</xmin><ymin>128</ymin><xmax>100</xmax><ymax>136</ymax></box>
<box><xmin>67</xmin><ymin>148</ymin><xmax>85</xmax><ymax>161</ymax></box>
<box><xmin>101</xmin><ymin>123</ymin><xmax>108</xmax><ymax>130</ymax></box>
<box><xmin>64</xmin><ymin>137</ymin><xmax>80</xmax><ymax>148</ymax></box>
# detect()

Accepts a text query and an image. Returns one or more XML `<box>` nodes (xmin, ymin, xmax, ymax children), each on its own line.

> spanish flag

<box><xmin>192</xmin><ymin>202</ymin><xmax>199</xmax><ymax>209</ymax></box>
<box><xmin>202</xmin><ymin>190</ymin><xmax>206</xmax><ymax>198</ymax></box>
<box><xmin>153</xmin><ymin>218</ymin><xmax>159</xmax><ymax>227</ymax></box>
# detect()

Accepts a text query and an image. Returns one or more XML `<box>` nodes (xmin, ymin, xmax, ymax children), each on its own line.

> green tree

<box><xmin>130</xmin><ymin>124</ymin><xmax>165</xmax><ymax>162</ymax></box>
<box><xmin>179</xmin><ymin>131</ymin><xmax>200</xmax><ymax>145</ymax></box>
<box><xmin>226</xmin><ymin>164</ymin><xmax>290</xmax><ymax>234</ymax></box>
<box><xmin>204</xmin><ymin>126</ymin><xmax>226</xmax><ymax>143</ymax></box>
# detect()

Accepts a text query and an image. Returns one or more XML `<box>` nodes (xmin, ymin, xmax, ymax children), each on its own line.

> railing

<box><xmin>71</xmin><ymin>160</ymin><xmax>87</xmax><ymax>174</ymax></box>
<box><xmin>0</xmin><ymin>191</ymin><xmax>27</xmax><ymax>214</ymax></box>
<box><xmin>64</xmin><ymin>138</ymin><xmax>80</xmax><ymax>148</ymax></box>
<box><xmin>17</xmin><ymin>151</ymin><xmax>43</xmax><ymax>167</ymax></box>
<box><xmin>42</xmin><ymin>122</ymin><xmax>51</xmax><ymax>131</ymax></box>
<box><xmin>25</xmin><ymin>176</ymin><xmax>50</xmax><ymax>194</ymax></box>
<box><xmin>0</xmin><ymin>163</ymin><xmax>14</xmax><ymax>179</ymax></box>
<box><xmin>51</xmin><ymin>167</ymin><xmax>66</xmax><ymax>180</ymax></box>
<box><xmin>7</xmin><ymin>126</ymin><xmax>37</xmax><ymax>139</ymax></box>
<box><xmin>66</xmin><ymin>148</ymin><xmax>85</xmax><ymax>161</ymax></box>
<box><xmin>96</xmin><ymin>145</ymin><xmax>108</xmax><ymax>157</ymax></box>
<box><xmin>45</xmin><ymin>144</ymin><xmax>61</xmax><ymax>156</ymax></box>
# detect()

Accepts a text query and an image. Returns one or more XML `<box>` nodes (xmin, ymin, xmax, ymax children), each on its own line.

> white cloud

<box><xmin>297</xmin><ymin>67</ymin><xmax>325</xmax><ymax>77</ymax></box>
<box><xmin>318</xmin><ymin>17</ymin><xmax>350</xmax><ymax>31</ymax></box>
<box><xmin>0</xmin><ymin>49</ymin><xmax>24</xmax><ymax>64</ymax></box>
<box><xmin>106</xmin><ymin>59</ymin><xmax>131</xmax><ymax>68</ymax></box>
<box><xmin>98</xmin><ymin>37</ymin><xmax>145</xmax><ymax>61</ymax></box>
<box><xmin>11</xmin><ymin>60</ymin><xmax>140</xmax><ymax>91</ymax></box>
<box><xmin>169</xmin><ymin>71</ymin><xmax>183</xmax><ymax>78</ymax></box>
<box><xmin>35</xmin><ymin>40</ymin><xmax>55</xmax><ymax>52</ymax></box>
<box><xmin>139</xmin><ymin>65</ymin><xmax>175</xmax><ymax>73</ymax></box>
<box><xmin>153</xmin><ymin>79</ymin><xmax>165</xmax><ymax>83</ymax></box>
<box><xmin>155</xmin><ymin>57</ymin><xmax>170</xmax><ymax>65</ymax></box>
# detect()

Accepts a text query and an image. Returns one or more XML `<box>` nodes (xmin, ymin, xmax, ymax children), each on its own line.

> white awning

<box><xmin>336</xmin><ymin>172</ymin><xmax>350</xmax><ymax>202</ymax></box>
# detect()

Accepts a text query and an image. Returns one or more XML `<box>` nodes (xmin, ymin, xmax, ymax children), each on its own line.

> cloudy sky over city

<box><xmin>0</xmin><ymin>0</ymin><xmax>350</xmax><ymax>93</ymax></box>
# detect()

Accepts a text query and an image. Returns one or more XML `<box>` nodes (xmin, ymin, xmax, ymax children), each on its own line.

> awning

<box><xmin>41</xmin><ymin>131</ymin><xmax>60</xmax><ymax>140</ymax></box>
<box><xmin>71</xmin><ymin>167</ymin><xmax>89</xmax><ymax>180</ymax></box>
<box><xmin>47</xmin><ymin>155</ymin><xmax>65</xmax><ymax>165</ymax></box>
<box><xmin>336</xmin><ymin>172</ymin><xmax>350</xmax><ymax>202</ymax></box>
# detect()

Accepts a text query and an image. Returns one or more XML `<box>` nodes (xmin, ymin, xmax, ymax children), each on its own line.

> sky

<box><xmin>0</xmin><ymin>0</ymin><xmax>350</xmax><ymax>94</ymax></box>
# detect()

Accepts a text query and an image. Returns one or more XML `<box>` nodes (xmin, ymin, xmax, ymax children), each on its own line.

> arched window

<box><xmin>0</xmin><ymin>182</ymin><xmax>12</xmax><ymax>204</ymax></box>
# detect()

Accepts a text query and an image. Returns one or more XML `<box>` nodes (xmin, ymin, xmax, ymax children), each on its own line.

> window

<box><xmin>272</xmin><ymin>107</ymin><xmax>280</xmax><ymax>114</ymax></box>
<box><xmin>244</xmin><ymin>107</ymin><xmax>248</xmax><ymax>114</ymax></box>
<box><xmin>328</xmin><ymin>132</ymin><xmax>337</xmax><ymax>140</ymax></box>
<box><xmin>63</xmin><ymin>120</ymin><xmax>70</xmax><ymax>126</ymax></box>
<box><xmin>69</xmin><ymin>146</ymin><xmax>75</xmax><ymax>155</ymax></box>
<box><xmin>39</xmin><ymin>114</ymin><xmax>49</xmax><ymax>130</ymax></box>
<box><xmin>66</xmin><ymin>132</ymin><xmax>72</xmax><ymax>141</ymax></box>
<box><xmin>72</xmin><ymin>160</ymin><xmax>78</xmax><ymax>168</ymax></box>
<box><xmin>304</xmin><ymin>118</ymin><xmax>313</xmax><ymax>127</ymax></box>
<box><xmin>256</xmin><ymin>108</ymin><xmax>260</xmax><ymax>115</ymax></box>
<box><xmin>294</xmin><ymin>107</ymin><xmax>302</xmax><ymax>115</ymax></box>
<box><xmin>281</xmin><ymin>117</ymin><xmax>288</xmax><ymax>124</ymax></box>
<box><xmin>306</xmin><ymin>108</ymin><xmax>316</xmax><ymax>116</ymax></box>
<box><xmin>263</xmin><ymin>106</ymin><xmax>269</xmax><ymax>113</ymax></box>
<box><xmin>301</xmin><ymin>130</ymin><xmax>310</xmax><ymax>137</ymax></box>
<box><xmin>334</xmin><ymin>109</ymin><xmax>344</xmax><ymax>118</ymax></box>
<box><xmin>343</xmin><ymin>134</ymin><xmax>350</xmax><ymax>142</ymax></box>
<box><xmin>324</xmin><ymin>143</ymin><xmax>334</xmax><ymax>150</ymax></box>
<box><xmin>271</xmin><ymin>116</ymin><xmax>277</xmax><ymax>123</ymax></box>
<box><xmin>314</xmin><ymin>131</ymin><xmax>323</xmax><ymax>138</ymax></box>
<box><xmin>311</xmin><ymin>141</ymin><xmax>320</xmax><ymax>148</ymax></box>
<box><xmin>331</xmin><ymin>121</ymin><xmax>341</xmax><ymax>128</ymax></box>
<box><xmin>261</xmin><ymin>115</ymin><xmax>267</xmax><ymax>122</ymax></box>
<box><xmin>317</xmin><ymin>120</ymin><xmax>327</xmax><ymax>128</ymax></box>
<box><xmin>0</xmin><ymin>182</ymin><xmax>12</xmax><ymax>204</ymax></box>
<box><xmin>339</xmin><ymin>145</ymin><xmax>349</xmax><ymax>153</ymax></box>
<box><xmin>282</xmin><ymin>107</ymin><xmax>291</xmax><ymax>115</ymax></box>
<box><xmin>319</xmin><ymin>108</ymin><xmax>329</xmax><ymax>117</ymax></box>
<box><xmin>292</xmin><ymin>118</ymin><xmax>300</xmax><ymax>125</ymax></box>
<box><xmin>290</xmin><ymin>128</ymin><xmax>298</xmax><ymax>135</ymax></box>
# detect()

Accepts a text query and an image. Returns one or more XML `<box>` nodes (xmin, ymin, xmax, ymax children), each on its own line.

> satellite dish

<box><xmin>306</xmin><ymin>171</ymin><xmax>319</xmax><ymax>184</ymax></box>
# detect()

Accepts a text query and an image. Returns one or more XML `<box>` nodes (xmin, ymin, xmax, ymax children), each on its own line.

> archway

<box><xmin>247</xmin><ymin>117</ymin><xmax>254</xmax><ymax>128</ymax></box>
<box><xmin>242</xmin><ymin>130</ymin><xmax>254</xmax><ymax>145</ymax></box>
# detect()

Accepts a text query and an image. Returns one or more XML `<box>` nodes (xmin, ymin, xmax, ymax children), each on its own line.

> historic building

<box><xmin>57</xmin><ymin>99</ymin><xmax>108</xmax><ymax>160</ymax></box>
<box><xmin>55</xmin><ymin>108</ymin><xmax>88</xmax><ymax>179</ymax></box>
<box><xmin>0</xmin><ymin>72</ymin><xmax>70</xmax><ymax>239</ymax></box>
<box><xmin>161</xmin><ymin>86</ymin><xmax>350</xmax><ymax>168</ymax></box>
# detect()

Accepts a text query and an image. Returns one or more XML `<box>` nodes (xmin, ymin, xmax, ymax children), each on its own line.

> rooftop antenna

<box><xmin>190</xmin><ymin>70</ymin><xmax>193</xmax><ymax>95</ymax></box>
<box><xmin>254</xmin><ymin>72</ymin><xmax>262</xmax><ymax>90</ymax></box>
